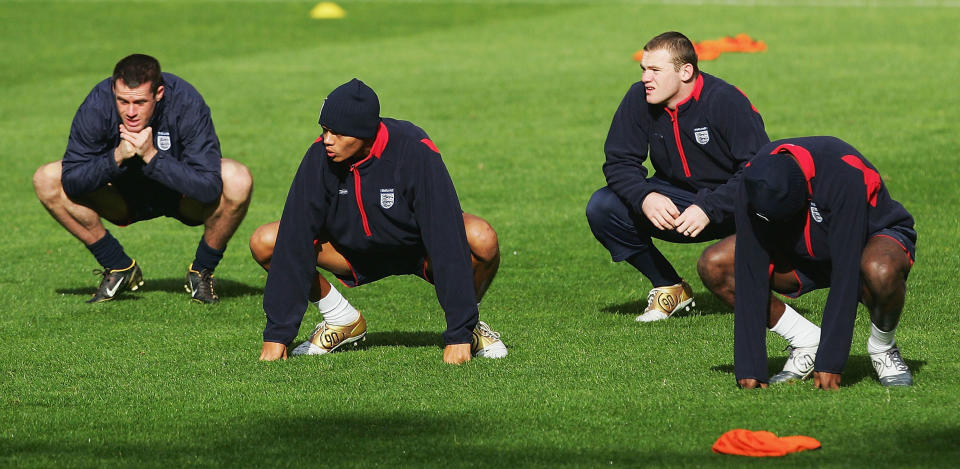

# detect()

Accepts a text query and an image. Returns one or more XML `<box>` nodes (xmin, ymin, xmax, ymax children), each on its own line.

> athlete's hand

<box><xmin>442</xmin><ymin>343</ymin><xmax>472</xmax><ymax>364</ymax></box>
<box><xmin>813</xmin><ymin>371</ymin><xmax>842</xmax><ymax>390</ymax></box>
<box><xmin>259</xmin><ymin>341</ymin><xmax>288</xmax><ymax>361</ymax></box>
<box><xmin>119</xmin><ymin>124</ymin><xmax>158</xmax><ymax>163</ymax></box>
<box><xmin>675</xmin><ymin>204</ymin><xmax>710</xmax><ymax>238</ymax></box>
<box><xmin>641</xmin><ymin>192</ymin><xmax>680</xmax><ymax>230</ymax></box>
<box><xmin>738</xmin><ymin>378</ymin><xmax>768</xmax><ymax>389</ymax></box>
<box><xmin>114</xmin><ymin>125</ymin><xmax>137</xmax><ymax>165</ymax></box>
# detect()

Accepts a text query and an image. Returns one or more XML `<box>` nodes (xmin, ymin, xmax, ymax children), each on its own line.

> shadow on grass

<box><xmin>601</xmin><ymin>293</ymin><xmax>731</xmax><ymax>318</ymax></box>
<box><xmin>286</xmin><ymin>331</ymin><xmax>444</xmax><ymax>355</ymax></box>
<box><xmin>55</xmin><ymin>277</ymin><xmax>262</xmax><ymax>299</ymax></box>
<box><xmin>710</xmin><ymin>356</ymin><xmax>928</xmax><ymax>386</ymax></box>
<box><xmin>0</xmin><ymin>413</ymin><xmax>717</xmax><ymax>467</ymax></box>
<box><xmin>364</xmin><ymin>330</ymin><xmax>444</xmax><ymax>349</ymax></box>
<box><xmin>5</xmin><ymin>412</ymin><xmax>958</xmax><ymax>466</ymax></box>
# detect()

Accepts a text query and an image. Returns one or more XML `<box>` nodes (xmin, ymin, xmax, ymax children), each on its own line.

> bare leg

<box><xmin>249</xmin><ymin>221</ymin><xmax>349</xmax><ymax>302</ymax></box>
<box><xmin>859</xmin><ymin>236</ymin><xmax>911</xmax><ymax>331</ymax></box>
<box><xmin>33</xmin><ymin>160</ymin><xmax>127</xmax><ymax>245</ymax></box>
<box><xmin>180</xmin><ymin>158</ymin><xmax>253</xmax><ymax>250</ymax></box>
<box><xmin>697</xmin><ymin>235</ymin><xmax>797</xmax><ymax>327</ymax></box>
<box><xmin>462</xmin><ymin>213</ymin><xmax>500</xmax><ymax>303</ymax></box>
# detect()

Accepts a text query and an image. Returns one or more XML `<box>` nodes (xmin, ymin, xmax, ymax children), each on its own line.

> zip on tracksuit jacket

<box><xmin>61</xmin><ymin>73</ymin><xmax>223</xmax><ymax>204</ymax></box>
<box><xmin>603</xmin><ymin>73</ymin><xmax>768</xmax><ymax>226</ymax></box>
<box><xmin>734</xmin><ymin>137</ymin><xmax>915</xmax><ymax>382</ymax></box>
<box><xmin>263</xmin><ymin>118</ymin><xmax>478</xmax><ymax>346</ymax></box>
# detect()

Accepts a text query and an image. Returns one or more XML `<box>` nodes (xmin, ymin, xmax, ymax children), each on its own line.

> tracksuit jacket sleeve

<box><xmin>410</xmin><ymin>147</ymin><xmax>479</xmax><ymax>345</ymax></box>
<box><xmin>693</xmin><ymin>91</ymin><xmax>768</xmax><ymax>225</ymax></box>
<box><xmin>61</xmin><ymin>93</ymin><xmax>124</xmax><ymax>197</ymax></box>
<box><xmin>815</xmin><ymin>181</ymin><xmax>869</xmax><ymax>374</ymax></box>
<box><xmin>262</xmin><ymin>147</ymin><xmax>328</xmax><ymax>344</ymax></box>
<box><xmin>140</xmin><ymin>100</ymin><xmax>223</xmax><ymax>204</ymax></box>
<box><xmin>602</xmin><ymin>84</ymin><xmax>653</xmax><ymax>214</ymax></box>
<box><xmin>733</xmin><ymin>182</ymin><xmax>772</xmax><ymax>382</ymax></box>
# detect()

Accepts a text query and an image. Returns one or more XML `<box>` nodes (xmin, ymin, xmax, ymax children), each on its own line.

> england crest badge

<box><xmin>380</xmin><ymin>188</ymin><xmax>395</xmax><ymax>209</ymax></box>
<box><xmin>694</xmin><ymin>127</ymin><xmax>710</xmax><ymax>145</ymax></box>
<box><xmin>810</xmin><ymin>202</ymin><xmax>823</xmax><ymax>223</ymax></box>
<box><xmin>157</xmin><ymin>131</ymin><xmax>172</xmax><ymax>151</ymax></box>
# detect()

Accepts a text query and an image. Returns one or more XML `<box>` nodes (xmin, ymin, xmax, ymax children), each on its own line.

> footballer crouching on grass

<box><xmin>33</xmin><ymin>53</ymin><xmax>252</xmax><ymax>305</ymax></box>
<box><xmin>253</xmin><ymin>79</ymin><xmax>506</xmax><ymax>364</ymax></box>
<box><xmin>701</xmin><ymin>137</ymin><xmax>915</xmax><ymax>390</ymax></box>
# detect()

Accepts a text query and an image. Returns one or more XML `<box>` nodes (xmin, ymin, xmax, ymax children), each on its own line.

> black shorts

<box><xmin>115</xmin><ymin>184</ymin><xmax>203</xmax><ymax>227</ymax></box>
<box><xmin>778</xmin><ymin>226</ymin><xmax>917</xmax><ymax>298</ymax></box>
<box><xmin>330</xmin><ymin>245</ymin><xmax>433</xmax><ymax>288</ymax></box>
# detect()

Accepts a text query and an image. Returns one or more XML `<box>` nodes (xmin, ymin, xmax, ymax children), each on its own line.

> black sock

<box><xmin>193</xmin><ymin>237</ymin><xmax>225</xmax><ymax>272</ymax></box>
<box><xmin>626</xmin><ymin>249</ymin><xmax>681</xmax><ymax>288</ymax></box>
<box><xmin>86</xmin><ymin>231</ymin><xmax>133</xmax><ymax>271</ymax></box>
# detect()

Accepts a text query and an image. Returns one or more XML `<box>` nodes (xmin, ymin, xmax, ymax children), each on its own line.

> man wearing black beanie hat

<box><xmin>703</xmin><ymin>136</ymin><xmax>917</xmax><ymax>390</ymax></box>
<box><xmin>252</xmin><ymin>79</ymin><xmax>506</xmax><ymax>364</ymax></box>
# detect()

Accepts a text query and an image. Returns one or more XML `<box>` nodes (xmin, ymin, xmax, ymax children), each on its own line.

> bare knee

<box><xmin>220</xmin><ymin>159</ymin><xmax>253</xmax><ymax>206</ymax></box>
<box><xmin>697</xmin><ymin>238</ymin><xmax>735</xmax><ymax>291</ymax></box>
<box><xmin>463</xmin><ymin>214</ymin><xmax>499</xmax><ymax>263</ymax></box>
<box><xmin>33</xmin><ymin>161</ymin><xmax>64</xmax><ymax>204</ymax></box>
<box><xmin>249</xmin><ymin>222</ymin><xmax>279</xmax><ymax>268</ymax></box>
<box><xmin>861</xmin><ymin>255</ymin><xmax>905</xmax><ymax>298</ymax></box>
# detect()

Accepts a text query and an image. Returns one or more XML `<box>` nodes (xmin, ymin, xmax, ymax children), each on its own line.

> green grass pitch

<box><xmin>2</xmin><ymin>0</ymin><xmax>959</xmax><ymax>467</ymax></box>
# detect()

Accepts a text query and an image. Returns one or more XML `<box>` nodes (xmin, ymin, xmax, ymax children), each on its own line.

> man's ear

<box><xmin>154</xmin><ymin>85</ymin><xmax>165</xmax><ymax>101</ymax></box>
<box><xmin>679</xmin><ymin>63</ymin><xmax>695</xmax><ymax>82</ymax></box>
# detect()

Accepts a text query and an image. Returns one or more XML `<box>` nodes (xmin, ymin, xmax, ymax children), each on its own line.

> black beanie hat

<box><xmin>743</xmin><ymin>153</ymin><xmax>809</xmax><ymax>222</ymax></box>
<box><xmin>318</xmin><ymin>78</ymin><xmax>380</xmax><ymax>139</ymax></box>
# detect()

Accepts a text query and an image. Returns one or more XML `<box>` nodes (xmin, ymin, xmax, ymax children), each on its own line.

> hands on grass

<box><xmin>814</xmin><ymin>371</ymin><xmax>841</xmax><ymax>390</ymax></box>
<box><xmin>738</xmin><ymin>378</ymin><xmax>768</xmax><ymax>389</ymax></box>
<box><xmin>443</xmin><ymin>343</ymin><xmax>471</xmax><ymax>364</ymax></box>
<box><xmin>259</xmin><ymin>341</ymin><xmax>288</xmax><ymax>361</ymax></box>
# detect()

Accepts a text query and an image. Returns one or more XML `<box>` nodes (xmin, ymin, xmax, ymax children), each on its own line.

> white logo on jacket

<box><xmin>810</xmin><ymin>202</ymin><xmax>822</xmax><ymax>223</ymax></box>
<box><xmin>157</xmin><ymin>131</ymin><xmax>171</xmax><ymax>151</ymax></box>
<box><xmin>380</xmin><ymin>188</ymin><xmax>395</xmax><ymax>209</ymax></box>
<box><xmin>694</xmin><ymin>127</ymin><xmax>710</xmax><ymax>145</ymax></box>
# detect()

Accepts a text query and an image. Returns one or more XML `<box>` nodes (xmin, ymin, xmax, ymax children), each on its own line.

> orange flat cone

<box><xmin>713</xmin><ymin>429</ymin><xmax>821</xmax><ymax>457</ymax></box>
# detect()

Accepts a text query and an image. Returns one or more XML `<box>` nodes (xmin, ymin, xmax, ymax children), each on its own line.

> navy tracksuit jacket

<box><xmin>61</xmin><ymin>73</ymin><xmax>222</xmax><ymax>204</ymax></box>
<box><xmin>603</xmin><ymin>73</ymin><xmax>768</xmax><ymax>225</ymax></box>
<box><xmin>734</xmin><ymin>137</ymin><xmax>915</xmax><ymax>381</ymax></box>
<box><xmin>263</xmin><ymin>119</ymin><xmax>478</xmax><ymax>346</ymax></box>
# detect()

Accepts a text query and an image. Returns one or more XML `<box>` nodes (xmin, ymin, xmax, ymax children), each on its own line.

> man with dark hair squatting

<box><xmin>33</xmin><ymin>53</ymin><xmax>252</xmax><ymax>304</ymax></box>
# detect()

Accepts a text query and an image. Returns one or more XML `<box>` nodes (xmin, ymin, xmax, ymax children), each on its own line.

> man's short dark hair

<box><xmin>643</xmin><ymin>31</ymin><xmax>699</xmax><ymax>77</ymax></box>
<box><xmin>112</xmin><ymin>54</ymin><xmax>163</xmax><ymax>94</ymax></box>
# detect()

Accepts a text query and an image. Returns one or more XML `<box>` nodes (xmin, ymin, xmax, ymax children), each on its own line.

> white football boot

<box><xmin>769</xmin><ymin>345</ymin><xmax>817</xmax><ymax>384</ymax></box>
<box><xmin>870</xmin><ymin>344</ymin><xmax>913</xmax><ymax>386</ymax></box>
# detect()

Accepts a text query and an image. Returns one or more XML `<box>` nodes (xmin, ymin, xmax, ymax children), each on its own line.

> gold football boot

<box><xmin>635</xmin><ymin>280</ymin><xmax>695</xmax><ymax>323</ymax></box>
<box><xmin>471</xmin><ymin>320</ymin><xmax>507</xmax><ymax>358</ymax></box>
<box><xmin>291</xmin><ymin>312</ymin><xmax>367</xmax><ymax>356</ymax></box>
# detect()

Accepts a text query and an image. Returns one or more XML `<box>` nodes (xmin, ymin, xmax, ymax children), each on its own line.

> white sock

<box><xmin>312</xmin><ymin>284</ymin><xmax>359</xmax><ymax>326</ymax></box>
<box><xmin>867</xmin><ymin>322</ymin><xmax>896</xmax><ymax>355</ymax></box>
<box><xmin>770</xmin><ymin>304</ymin><xmax>820</xmax><ymax>348</ymax></box>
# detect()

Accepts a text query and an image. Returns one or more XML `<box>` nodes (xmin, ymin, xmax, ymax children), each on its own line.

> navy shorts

<box><xmin>778</xmin><ymin>225</ymin><xmax>916</xmax><ymax>298</ymax></box>
<box><xmin>331</xmin><ymin>246</ymin><xmax>433</xmax><ymax>288</ymax></box>
<box><xmin>114</xmin><ymin>182</ymin><xmax>204</xmax><ymax>227</ymax></box>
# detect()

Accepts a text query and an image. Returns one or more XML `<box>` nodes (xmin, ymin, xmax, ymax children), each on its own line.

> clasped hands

<box><xmin>114</xmin><ymin>124</ymin><xmax>158</xmax><ymax>165</ymax></box>
<box><xmin>641</xmin><ymin>192</ymin><xmax>709</xmax><ymax>238</ymax></box>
